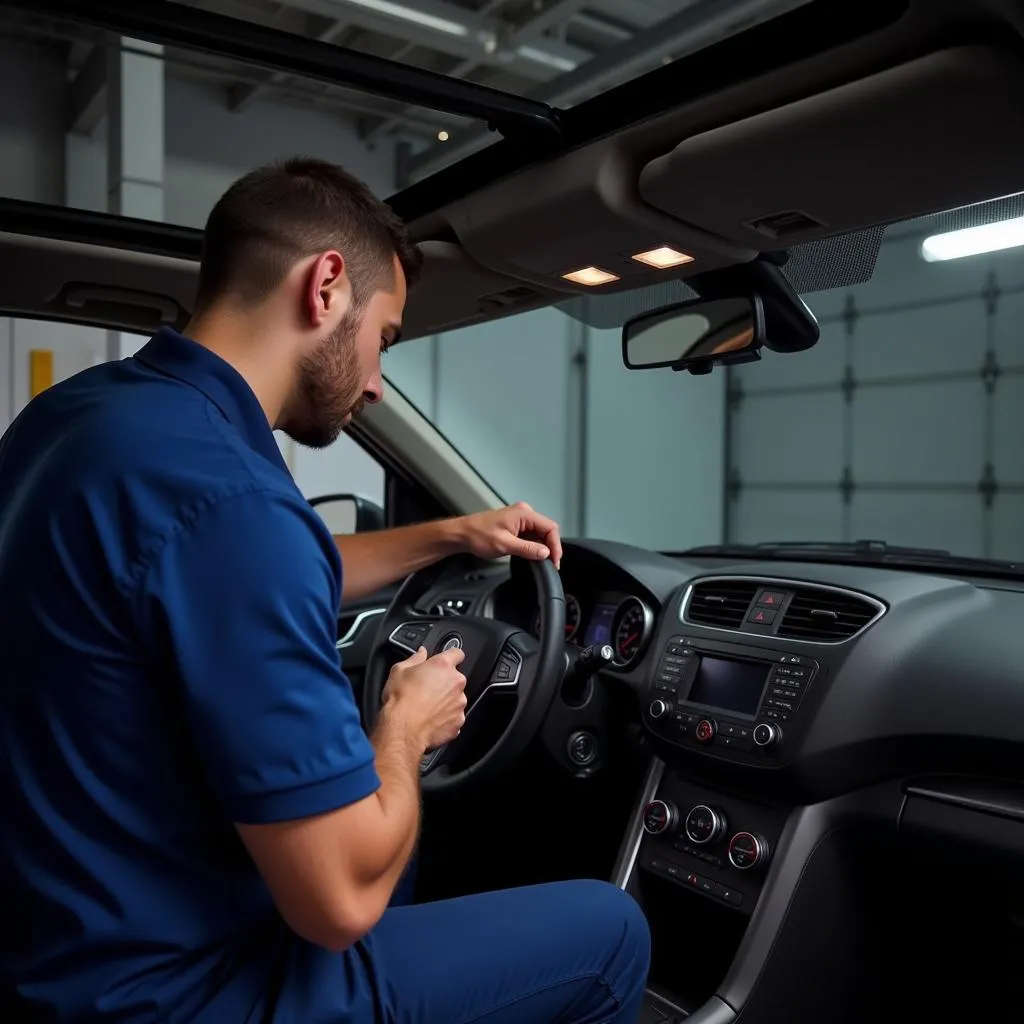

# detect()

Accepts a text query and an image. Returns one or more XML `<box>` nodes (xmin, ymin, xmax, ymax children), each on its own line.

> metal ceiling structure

<box><xmin>0</xmin><ymin>0</ymin><xmax>805</xmax><ymax>185</ymax></box>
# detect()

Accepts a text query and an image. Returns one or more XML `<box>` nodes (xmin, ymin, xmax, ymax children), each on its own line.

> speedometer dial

<box><xmin>611</xmin><ymin>597</ymin><xmax>653</xmax><ymax>667</ymax></box>
<box><xmin>534</xmin><ymin>593</ymin><xmax>581</xmax><ymax>642</ymax></box>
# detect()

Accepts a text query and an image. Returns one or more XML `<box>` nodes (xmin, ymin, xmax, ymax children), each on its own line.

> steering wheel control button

<box><xmin>684</xmin><ymin>804</ymin><xmax>727</xmax><ymax>845</ymax></box>
<box><xmin>649</xmin><ymin>699</ymin><xmax>672</xmax><ymax>719</ymax></box>
<box><xmin>566</xmin><ymin>730</ymin><xmax>598</xmax><ymax>767</ymax></box>
<box><xmin>642</xmin><ymin>799</ymin><xmax>678</xmax><ymax>836</ymax></box>
<box><xmin>695</xmin><ymin>718</ymin><xmax>717</xmax><ymax>744</ymax></box>
<box><xmin>492</xmin><ymin>648</ymin><xmax>522</xmax><ymax>684</ymax></box>
<box><xmin>392</xmin><ymin>623</ymin><xmax>431</xmax><ymax>649</ymax></box>
<box><xmin>753</xmin><ymin>722</ymin><xmax>781</xmax><ymax>749</ymax></box>
<box><xmin>728</xmin><ymin>832</ymin><xmax>770</xmax><ymax>871</ymax></box>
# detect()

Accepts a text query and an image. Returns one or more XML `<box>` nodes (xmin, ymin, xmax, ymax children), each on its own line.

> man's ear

<box><xmin>304</xmin><ymin>251</ymin><xmax>349</xmax><ymax>328</ymax></box>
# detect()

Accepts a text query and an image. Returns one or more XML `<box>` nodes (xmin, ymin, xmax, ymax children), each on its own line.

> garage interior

<box><xmin>1</xmin><ymin>0</ymin><xmax>1022</xmax><ymax>560</ymax></box>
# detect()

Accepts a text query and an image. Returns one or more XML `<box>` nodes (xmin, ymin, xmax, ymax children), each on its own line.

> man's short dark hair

<box><xmin>194</xmin><ymin>157</ymin><xmax>422</xmax><ymax>313</ymax></box>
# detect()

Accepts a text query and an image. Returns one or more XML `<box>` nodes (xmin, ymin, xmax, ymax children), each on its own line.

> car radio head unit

<box><xmin>644</xmin><ymin>635</ymin><xmax>817</xmax><ymax>758</ymax></box>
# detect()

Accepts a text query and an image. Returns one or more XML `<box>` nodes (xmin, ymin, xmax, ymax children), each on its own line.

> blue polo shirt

<box><xmin>0</xmin><ymin>328</ymin><xmax>384</xmax><ymax>1021</ymax></box>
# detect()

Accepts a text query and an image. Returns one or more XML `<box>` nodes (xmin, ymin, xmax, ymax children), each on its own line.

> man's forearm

<box><xmin>335</xmin><ymin>518</ymin><xmax>466</xmax><ymax>601</ymax></box>
<box><xmin>356</xmin><ymin>705</ymin><xmax>424</xmax><ymax>915</ymax></box>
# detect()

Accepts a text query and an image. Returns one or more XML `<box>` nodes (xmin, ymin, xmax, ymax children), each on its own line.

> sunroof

<box><xmin>153</xmin><ymin>0</ymin><xmax>816</xmax><ymax>180</ymax></box>
<box><xmin>1</xmin><ymin>0</ymin><xmax>896</xmax><ymax>228</ymax></box>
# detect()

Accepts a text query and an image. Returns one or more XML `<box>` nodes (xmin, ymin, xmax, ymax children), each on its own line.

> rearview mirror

<box><xmin>622</xmin><ymin>295</ymin><xmax>765</xmax><ymax>375</ymax></box>
<box><xmin>309</xmin><ymin>493</ymin><xmax>385</xmax><ymax>534</ymax></box>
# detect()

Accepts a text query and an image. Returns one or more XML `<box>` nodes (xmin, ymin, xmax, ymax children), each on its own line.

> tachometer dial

<box><xmin>612</xmin><ymin>597</ymin><xmax>653</xmax><ymax>667</ymax></box>
<box><xmin>534</xmin><ymin>593</ymin><xmax>581</xmax><ymax>642</ymax></box>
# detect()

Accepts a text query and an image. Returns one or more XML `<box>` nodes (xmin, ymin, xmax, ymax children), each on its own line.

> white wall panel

<box><xmin>385</xmin><ymin>337</ymin><xmax>435</xmax><ymax>420</ymax></box>
<box><xmin>852</xmin><ymin>302</ymin><xmax>987</xmax><ymax>380</ymax></box>
<box><xmin>994</xmin><ymin>291</ymin><xmax>1024</xmax><ymax>367</ymax></box>
<box><xmin>850</xmin><ymin>493</ymin><xmax>984</xmax><ymax>556</ymax></box>
<box><xmin>584</xmin><ymin>326</ymin><xmax>726</xmax><ymax>551</ymax></box>
<box><xmin>992</xmin><ymin>375</ymin><xmax>1024</xmax><ymax>485</ymax></box>
<box><xmin>435</xmin><ymin>307</ymin><xmax>574</xmax><ymax>524</ymax></box>
<box><xmin>733</xmin><ymin>391</ymin><xmax>844</xmax><ymax>484</ymax></box>
<box><xmin>852</xmin><ymin>380</ymin><xmax>985</xmax><ymax>485</ymax></box>
<box><xmin>731</xmin><ymin>491</ymin><xmax>843</xmax><ymax>545</ymax></box>
<box><xmin>992</xmin><ymin>495</ymin><xmax>1024</xmax><ymax>563</ymax></box>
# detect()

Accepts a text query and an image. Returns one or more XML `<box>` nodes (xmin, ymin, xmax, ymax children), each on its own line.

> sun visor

<box><xmin>400</xmin><ymin>240</ymin><xmax>561</xmax><ymax>339</ymax></box>
<box><xmin>638</xmin><ymin>46</ymin><xmax>1024</xmax><ymax>251</ymax></box>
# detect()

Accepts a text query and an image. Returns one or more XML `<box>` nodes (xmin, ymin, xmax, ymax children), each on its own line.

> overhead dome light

<box><xmin>920</xmin><ymin>215</ymin><xmax>1024</xmax><ymax>262</ymax></box>
<box><xmin>632</xmin><ymin>245</ymin><xmax>694</xmax><ymax>269</ymax></box>
<box><xmin>562</xmin><ymin>266</ymin><xmax>620</xmax><ymax>286</ymax></box>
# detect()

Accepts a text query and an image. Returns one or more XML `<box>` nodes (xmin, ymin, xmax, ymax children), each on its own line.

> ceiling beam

<box><xmin>228</xmin><ymin>16</ymin><xmax>349</xmax><ymax>113</ymax></box>
<box><xmin>282</xmin><ymin>0</ymin><xmax>588</xmax><ymax>83</ymax></box>
<box><xmin>67</xmin><ymin>43</ymin><xmax>108</xmax><ymax>134</ymax></box>
<box><xmin>362</xmin><ymin>0</ymin><xmax>591</xmax><ymax>144</ymax></box>
<box><xmin>405</xmin><ymin>0</ymin><xmax>805</xmax><ymax>182</ymax></box>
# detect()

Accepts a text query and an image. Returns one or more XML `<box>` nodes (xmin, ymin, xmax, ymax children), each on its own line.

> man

<box><xmin>0</xmin><ymin>158</ymin><xmax>650</xmax><ymax>1022</ymax></box>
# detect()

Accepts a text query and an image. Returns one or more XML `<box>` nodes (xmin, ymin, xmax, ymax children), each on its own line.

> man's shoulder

<box><xmin>0</xmin><ymin>361</ymin><xmax>306</xmax><ymax>594</ymax></box>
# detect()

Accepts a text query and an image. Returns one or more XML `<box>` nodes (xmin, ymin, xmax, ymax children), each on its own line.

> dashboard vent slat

<box><xmin>777</xmin><ymin>588</ymin><xmax>879</xmax><ymax>642</ymax></box>
<box><xmin>685</xmin><ymin>580</ymin><xmax>759</xmax><ymax>629</ymax></box>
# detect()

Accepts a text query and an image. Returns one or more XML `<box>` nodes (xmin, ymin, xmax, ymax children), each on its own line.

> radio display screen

<box><xmin>685</xmin><ymin>656</ymin><xmax>769</xmax><ymax>718</ymax></box>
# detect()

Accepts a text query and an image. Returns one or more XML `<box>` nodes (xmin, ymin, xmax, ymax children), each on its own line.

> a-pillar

<box><xmin>106</xmin><ymin>37</ymin><xmax>165</xmax><ymax>361</ymax></box>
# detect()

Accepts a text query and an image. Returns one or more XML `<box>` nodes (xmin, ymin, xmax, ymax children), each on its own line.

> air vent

<box><xmin>747</xmin><ymin>209</ymin><xmax>825</xmax><ymax>240</ymax></box>
<box><xmin>685</xmin><ymin>580</ymin><xmax>760</xmax><ymax>629</ymax></box>
<box><xmin>777</xmin><ymin>587</ymin><xmax>880</xmax><ymax>642</ymax></box>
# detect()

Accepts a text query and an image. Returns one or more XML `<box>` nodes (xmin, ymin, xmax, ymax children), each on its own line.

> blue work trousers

<box><xmin>369</xmin><ymin>878</ymin><xmax>650</xmax><ymax>1023</ymax></box>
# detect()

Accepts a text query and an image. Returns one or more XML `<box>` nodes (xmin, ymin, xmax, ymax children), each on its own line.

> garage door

<box><xmin>727</xmin><ymin>220</ymin><xmax>1024</xmax><ymax>562</ymax></box>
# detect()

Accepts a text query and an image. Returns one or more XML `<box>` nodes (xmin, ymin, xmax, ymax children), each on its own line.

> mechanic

<box><xmin>0</xmin><ymin>158</ymin><xmax>650</xmax><ymax>1023</ymax></box>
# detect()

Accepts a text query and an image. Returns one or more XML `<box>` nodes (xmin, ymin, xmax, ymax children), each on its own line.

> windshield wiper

<box><xmin>671</xmin><ymin>539</ymin><xmax>1024</xmax><ymax>578</ymax></box>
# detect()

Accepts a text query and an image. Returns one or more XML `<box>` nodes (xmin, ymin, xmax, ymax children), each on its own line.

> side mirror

<box><xmin>309</xmin><ymin>493</ymin><xmax>385</xmax><ymax>534</ymax></box>
<box><xmin>622</xmin><ymin>295</ymin><xmax>766</xmax><ymax>376</ymax></box>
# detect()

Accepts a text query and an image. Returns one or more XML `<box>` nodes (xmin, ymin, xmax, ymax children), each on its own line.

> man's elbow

<box><xmin>285</xmin><ymin>894</ymin><xmax>385</xmax><ymax>952</ymax></box>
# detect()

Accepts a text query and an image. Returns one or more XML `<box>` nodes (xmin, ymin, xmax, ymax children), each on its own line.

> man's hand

<box><xmin>458</xmin><ymin>502</ymin><xmax>563</xmax><ymax>569</ymax></box>
<box><xmin>382</xmin><ymin>646</ymin><xmax>468</xmax><ymax>751</ymax></box>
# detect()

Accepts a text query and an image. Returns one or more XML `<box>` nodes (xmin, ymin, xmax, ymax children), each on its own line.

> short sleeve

<box><xmin>136</xmin><ymin>489</ymin><xmax>380</xmax><ymax>824</ymax></box>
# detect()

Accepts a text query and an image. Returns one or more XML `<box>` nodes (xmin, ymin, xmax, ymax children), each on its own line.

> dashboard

<box><xmin>461</xmin><ymin>536</ymin><xmax>1024</xmax><ymax>800</ymax></box>
<box><xmin>422</xmin><ymin>536</ymin><xmax>1024</xmax><ymax>1020</ymax></box>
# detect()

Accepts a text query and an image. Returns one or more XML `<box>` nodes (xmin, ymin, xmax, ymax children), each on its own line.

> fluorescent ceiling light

<box><xmin>562</xmin><ymin>266</ymin><xmax>619</xmax><ymax>286</ymax></box>
<box><xmin>517</xmin><ymin>45</ymin><xmax>578</xmax><ymax>72</ymax></box>
<box><xmin>920</xmin><ymin>215</ymin><xmax>1024</xmax><ymax>262</ymax></box>
<box><xmin>632</xmin><ymin>245</ymin><xmax>694</xmax><ymax>269</ymax></box>
<box><xmin>341</xmin><ymin>0</ymin><xmax>469</xmax><ymax>37</ymax></box>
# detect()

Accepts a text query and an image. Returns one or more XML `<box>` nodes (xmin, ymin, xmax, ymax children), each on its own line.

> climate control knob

<box><xmin>649</xmin><ymin>699</ymin><xmax>671</xmax><ymax>719</ymax></box>
<box><xmin>728</xmin><ymin>831</ymin><xmax>770</xmax><ymax>871</ymax></box>
<box><xmin>642</xmin><ymin>799</ymin><xmax>678</xmax><ymax>836</ymax></box>
<box><xmin>753</xmin><ymin>722</ymin><xmax>781</xmax><ymax>749</ymax></box>
<box><xmin>684</xmin><ymin>804</ymin><xmax>728</xmax><ymax>845</ymax></box>
<box><xmin>695</xmin><ymin>718</ymin><xmax>717</xmax><ymax>744</ymax></box>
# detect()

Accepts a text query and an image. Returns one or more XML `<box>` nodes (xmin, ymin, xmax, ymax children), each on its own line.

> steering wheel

<box><xmin>362</xmin><ymin>556</ymin><xmax>566</xmax><ymax>794</ymax></box>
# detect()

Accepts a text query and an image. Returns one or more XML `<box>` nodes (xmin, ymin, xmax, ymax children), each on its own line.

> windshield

<box><xmin>384</xmin><ymin>195</ymin><xmax>1024</xmax><ymax>563</ymax></box>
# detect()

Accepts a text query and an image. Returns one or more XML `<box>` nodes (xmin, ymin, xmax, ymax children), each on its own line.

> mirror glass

<box><xmin>623</xmin><ymin>296</ymin><xmax>761</xmax><ymax>371</ymax></box>
<box><xmin>311</xmin><ymin>497</ymin><xmax>358</xmax><ymax>535</ymax></box>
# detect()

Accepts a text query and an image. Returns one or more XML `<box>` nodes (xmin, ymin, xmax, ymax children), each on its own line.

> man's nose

<box><xmin>363</xmin><ymin>370</ymin><xmax>383</xmax><ymax>405</ymax></box>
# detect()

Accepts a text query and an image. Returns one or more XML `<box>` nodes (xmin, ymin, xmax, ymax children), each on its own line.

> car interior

<box><xmin>4</xmin><ymin>0</ymin><xmax>1024</xmax><ymax>1020</ymax></box>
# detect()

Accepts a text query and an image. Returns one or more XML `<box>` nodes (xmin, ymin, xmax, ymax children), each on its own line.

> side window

<box><xmin>287</xmin><ymin>433</ymin><xmax>387</xmax><ymax>536</ymax></box>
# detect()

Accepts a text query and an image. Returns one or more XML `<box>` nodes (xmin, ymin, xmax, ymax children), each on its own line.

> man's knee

<box><xmin>559</xmin><ymin>881</ymin><xmax>650</xmax><ymax>973</ymax></box>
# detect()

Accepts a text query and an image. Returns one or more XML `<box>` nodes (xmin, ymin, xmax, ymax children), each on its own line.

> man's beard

<box><xmin>288</xmin><ymin>309</ymin><xmax>365</xmax><ymax>449</ymax></box>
